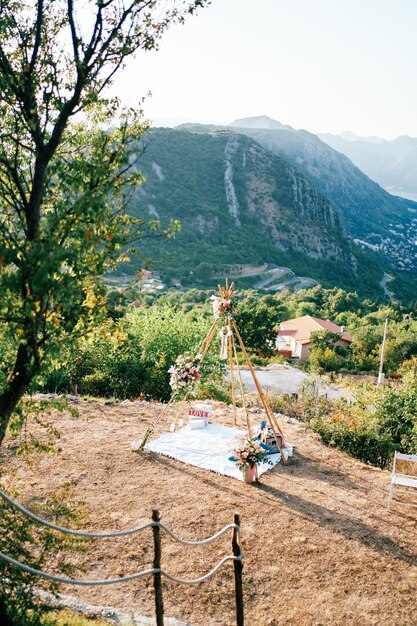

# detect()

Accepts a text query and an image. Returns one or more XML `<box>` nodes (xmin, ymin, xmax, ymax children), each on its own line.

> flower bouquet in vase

<box><xmin>230</xmin><ymin>436</ymin><xmax>271</xmax><ymax>483</ymax></box>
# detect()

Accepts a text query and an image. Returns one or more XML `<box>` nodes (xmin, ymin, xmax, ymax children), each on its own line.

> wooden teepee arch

<box><xmin>141</xmin><ymin>280</ymin><xmax>287</xmax><ymax>463</ymax></box>
<box><xmin>197</xmin><ymin>279</ymin><xmax>287</xmax><ymax>463</ymax></box>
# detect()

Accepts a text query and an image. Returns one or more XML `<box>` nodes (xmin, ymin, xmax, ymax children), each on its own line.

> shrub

<box><xmin>250</xmin><ymin>355</ymin><xmax>266</xmax><ymax>366</ymax></box>
<box><xmin>40</xmin><ymin>329</ymin><xmax>146</xmax><ymax>399</ymax></box>
<box><xmin>268</xmin><ymin>382</ymin><xmax>398</xmax><ymax>469</ymax></box>
<box><xmin>0</xmin><ymin>493</ymin><xmax>86</xmax><ymax>625</ymax></box>
<box><xmin>308</xmin><ymin>347</ymin><xmax>344</xmax><ymax>373</ymax></box>
<box><xmin>267</xmin><ymin>392</ymin><xmax>305</xmax><ymax>419</ymax></box>
<box><xmin>267</xmin><ymin>382</ymin><xmax>332</xmax><ymax>422</ymax></box>
<box><xmin>41</xmin><ymin>303</ymin><xmax>223</xmax><ymax>402</ymax></box>
<box><xmin>197</xmin><ymin>379</ymin><xmax>232</xmax><ymax>404</ymax></box>
<box><xmin>302</xmin><ymin>378</ymin><xmax>417</xmax><ymax>468</ymax></box>
<box><xmin>399</xmin><ymin>356</ymin><xmax>417</xmax><ymax>377</ymax></box>
<box><xmin>127</xmin><ymin>304</ymin><xmax>209</xmax><ymax>401</ymax></box>
<box><xmin>310</xmin><ymin>412</ymin><xmax>394</xmax><ymax>468</ymax></box>
<box><xmin>375</xmin><ymin>375</ymin><xmax>417</xmax><ymax>454</ymax></box>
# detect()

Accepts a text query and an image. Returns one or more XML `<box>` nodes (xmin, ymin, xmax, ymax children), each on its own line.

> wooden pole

<box><xmin>143</xmin><ymin>321</ymin><xmax>217</xmax><ymax>446</ymax></box>
<box><xmin>377</xmin><ymin>316</ymin><xmax>389</xmax><ymax>386</ymax></box>
<box><xmin>152</xmin><ymin>509</ymin><xmax>164</xmax><ymax>626</ymax></box>
<box><xmin>199</xmin><ymin>321</ymin><xmax>218</xmax><ymax>363</ymax></box>
<box><xmin>232</xmin><ymin>321</ymin><xmax>284</xmax><ymax>439</ymax></box>
<box><xmin>232</xmin><ymin>320</ymin><xmax>286</xmax><ymax>463</ymax></box>
<box><xmin>140</xmin><ymin>393</ymin><xmax>176</xmax><ymax>448</ymax></box>
<box><xmin>228</xmin><ymin>325</ymin><xmax>237</xmax><ymax>425</ymax></box>
<box><xmin>197</xmin><ymin>321</ymin><xmax>215</xmax><ymax>353</ymax></box>
<box><xmin>231</xmin><ymin>333</ymin><xmax>252</xmax><ymax>436</ymax></box>
<box><xmin>232</xmin><ymin>513</ymin><xmax>244</xmax><ymax>626</ymax></box>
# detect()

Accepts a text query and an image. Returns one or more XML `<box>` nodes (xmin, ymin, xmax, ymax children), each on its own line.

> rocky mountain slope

<box><xmin>125</xmin><ymin>128</ymin><xmax>364</xmax><ymax>291</ymax></box>
<box><xmin>319</xmin><ymin>131</ymin><xmax>417</xmax><ymax>202</ymax></box>
<box><xmin>228</xmin><ymin>117</ymin><xmax>417</xmax><ymax>258</ymax></box>
<box><xmin>180</xmin><ymin>117</ymin><xmax>417</xmax><ymax>278</ymax></box>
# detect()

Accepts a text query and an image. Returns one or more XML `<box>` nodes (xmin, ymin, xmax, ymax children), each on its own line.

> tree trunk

<box><xmin>0</xmin><ymin>344</ymin><xmax>34</xmax><ymax>446</ymax></box>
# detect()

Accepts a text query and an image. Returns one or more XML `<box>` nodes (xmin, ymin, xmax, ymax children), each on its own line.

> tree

<box><xmin>308</xmin><ymin>347</ymin><xmax>344</xmax><ymax>374</ymax></box>
<box><xmin>236</xmin><ymin>293</ymin><xmax>287</xmax><ymax>356</ymax></box>
<box><xmin>309</xmin><ymin>329</ymin><xmax>342</xmax><ymax>351</ymax></box>
<box><xmin>376</xmin><ymin>370</ymin><xmax>417</xmax><ymax>453</ymax></box>
<box><xmin>308</xmin><ymin>329</ymin><xmax>347</xmax><ymax>373</ymax></box>
<box><xmin>0</xmin><ymin>0</ymin><xmax>208</xmax><ymax>444</ymax></box>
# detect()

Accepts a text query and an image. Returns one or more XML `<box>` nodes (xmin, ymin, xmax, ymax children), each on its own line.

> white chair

<box><xmin>388</xmin><ymin>451</ymin><xmax>417</xmax><ymax>510</ymax></box>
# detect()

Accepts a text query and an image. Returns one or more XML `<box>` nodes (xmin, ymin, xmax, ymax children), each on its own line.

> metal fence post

<box><xmin>232</xmin><ymin>513</ymin><xmax>244</xmax><ymax>626</ymax></box>
<box><xmin>152</xmin><ymin>509</ymin><xmax>164</xmax><ymax>626</ymax></box>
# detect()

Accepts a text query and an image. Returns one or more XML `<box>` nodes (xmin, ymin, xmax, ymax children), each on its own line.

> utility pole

<box><xmin>377</xmin><ymin>317</ymin><xmax>389</xmax><ymax>386</ymax></box>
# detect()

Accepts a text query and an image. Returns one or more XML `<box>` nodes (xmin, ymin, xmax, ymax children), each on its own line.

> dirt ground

<box><xmin>1</xmin><ymin>398</ymin><xmax>417</xmax><ymax>626</ymax></box>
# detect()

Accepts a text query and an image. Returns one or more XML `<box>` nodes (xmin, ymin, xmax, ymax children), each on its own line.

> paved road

<box><xmin>254</xmin><ymin>266</ymin><xmax>293</xmax><ymax>289</ymax></box>
<box><xmin>232</xmin><ymin>366</ymin><xmax>355</xmax><ymax>402</ymax></box>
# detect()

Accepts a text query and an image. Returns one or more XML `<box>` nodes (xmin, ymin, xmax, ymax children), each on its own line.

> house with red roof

<box><xmin>274</xmin><ymin>315</ymin><xmax>353</xmax><ymax>360</ymax></box>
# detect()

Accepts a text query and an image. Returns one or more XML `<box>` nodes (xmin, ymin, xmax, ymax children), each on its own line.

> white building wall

<box><xmin>290</xmin><ymin>338</ymin><xmax>302</xmax><ymax>358</ymax></box>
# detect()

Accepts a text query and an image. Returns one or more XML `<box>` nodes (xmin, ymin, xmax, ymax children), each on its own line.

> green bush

<box><xmin>286</xmin><ymin>376</ymin><xmax>417</xmax><ymax>468</ymax></box>
<box><xmin>197</xmin><ymin>379</ymin><xmax>232</xmax><ymax>404</ymax></box>
<box><xmin>41</xmin><ymin>304</ymin><xmax>220</xmax><ymax>401</ymax></box>
<box><xmin>0</xmin><ymin>493</ymin><xmax>86</xmax><ymax>625</ymax></box>
<box><xmin>375</xmin><ymin>373</ymin><xmax>417</xmax><ymax>454</ymax></box>
<box><xmin>308</xmin><ymin>347</ymin><xmax>345</xmax><ymax>374</ymax></box>
<box><xmin>126</xmin><ymin>304</ymin><xmax>209</xmax><ymax>400</ymax></box>
<box><xmin>268</xmin><ymin>382</ymin><xmax>402</xmax><ymax>469</ymax></box>
<box><xmin>266</xmin><ymin>382</ymin><xmax>332</xmax><ymax>422</ymax></box>
<box><xmin>310</xmin><ymin>413</ymin><xmax>394</xmax><ymax>468</ymax></box>
<box><xmin>40</xmin><ymin>331</ymin><xmax>146</xmax><ymax>399</ymax></box>
<box><xmin>250</xmin><ymin>355</ymin><xmax>266</xmax><ymax>366</ymax></box>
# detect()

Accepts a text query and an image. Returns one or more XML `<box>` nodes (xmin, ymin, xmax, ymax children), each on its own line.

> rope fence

<box><xmin>0</xmin><ymin>550</ymin><xmax>240</xmax><ymax>586</ymax></box>
<box><xmin>0</xmin><ymin>489</ymin><xmax>244</xmax><ymax>626</ymax></box>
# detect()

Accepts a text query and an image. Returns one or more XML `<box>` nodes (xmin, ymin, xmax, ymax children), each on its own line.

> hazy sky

<box><xmin>110</xmin><ymin>0</ymin><xmax>417</xmax><ymax>139</ymax></box>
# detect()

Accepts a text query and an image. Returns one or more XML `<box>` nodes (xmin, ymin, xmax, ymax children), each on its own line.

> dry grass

<box><xmin>1</xmin><ymin>398</ymin><xmax>417</xmax><ymax>626</ymax></box>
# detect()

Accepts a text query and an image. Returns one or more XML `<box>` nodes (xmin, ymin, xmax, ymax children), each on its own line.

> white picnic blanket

<box><xmin>145</xmin><ymin>423</ymin><xmax>285</xmax><ymax>481</ymax></box>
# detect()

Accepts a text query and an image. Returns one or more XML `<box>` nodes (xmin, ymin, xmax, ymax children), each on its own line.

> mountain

<box><xmin>338</xmin><ymin>131</ymin><xmax>385</xmax><ymax>144</ymax></box>
<box><xmin>229</xmin><ymin>115</ymin><xmax>291</xmax><ymax>131</ymax></box>
<box><xmin>180</xmin><ymin>117</ymin><xmax>417</xmax><ymax>274</ymax></box>
<box><xmin>226</xmin><ymin>117</ymin><xmax>417</xmax><ymax>241</ymax></box>
<box><xmin>123</xmin><ymin>127</ymin><xmax>381</xmax><ymax>294</ymax></box>
<box><xmin>318</xmin><ymin>132</ymin><xmax>417</xmax><ymax>202</ymax></box>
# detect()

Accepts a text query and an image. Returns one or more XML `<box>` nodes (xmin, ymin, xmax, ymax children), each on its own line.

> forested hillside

<box><xmin>122</xmin><ymin>128</ymin><xmax>386</xmax><ymax>299</ymax></box>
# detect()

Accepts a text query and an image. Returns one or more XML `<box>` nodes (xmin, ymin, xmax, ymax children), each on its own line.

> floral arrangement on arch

<box><xmin>211</xmin><ymin>294</ymin><xmax>238</xmax><ymax>322</ymax></box>
<box><xmin>168</xmin><ymin>352</ymin><xmax>202</xmax><ymax>398</ymax></box>
<box><xmin>229</xmin><ymin>435</ymin><xmax>271</xmax><ymax>471</ymax></box>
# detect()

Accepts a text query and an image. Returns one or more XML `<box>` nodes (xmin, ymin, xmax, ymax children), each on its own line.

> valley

<box><xmin>200</xmin><ymin>264</ymin><xmax>315</xmax><ymax>292</ymax></box>
<box><xmin>115</xmin><ymin>122</ymin><xmax>417</xmax><ymax>302</ymax></box>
